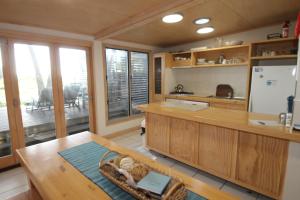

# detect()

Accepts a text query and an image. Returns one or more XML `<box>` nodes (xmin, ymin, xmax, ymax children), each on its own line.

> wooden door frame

<box><xmin>55</xmin><ymin>45</ymin><xmax>96</xmax><ymax>135</ymax></box>
<box><xmin>0</xmin><ymin>33</ymin><xmax>96</xmax><ymax>169</ymax></box>
<box><xmin>10</xmin><ymin>41</ymin><xmax>96</xmax><ymax>139</ymax></box>
<box><xmin>51</xmin><ymin>44</ymin><xmax>66</xmax><ymax>138</ymax></box>
<box><xmin>8</xmin><ymin>40</ymin><xmax>96</xmax><ymax>139</ymax></box>
<box><xmin>0</xmin><ymin>39</ymin><xmax>19</xmax><ymax>168</ymax></box>
<box><xmin>7</xmin><ymin>39</ymin><xmax>62</xmax><ymax>146</ymax></box>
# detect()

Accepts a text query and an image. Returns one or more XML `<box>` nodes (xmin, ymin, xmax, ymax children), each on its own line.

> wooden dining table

<box><xmin>16</xmin><ymin>131</ymin><xmax>238</xmax><ymax>200</ymax></box>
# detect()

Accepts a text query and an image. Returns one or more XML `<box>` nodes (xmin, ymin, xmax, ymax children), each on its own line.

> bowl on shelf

<box><xmin>224</xmin><ymin>40</ymin><xmax>243</xmax><ymax>46</ymax></box>
<box><xmin>197</xmin><ymin>58</ymin><xmax>206</xmax><ymax>64</ymax></box>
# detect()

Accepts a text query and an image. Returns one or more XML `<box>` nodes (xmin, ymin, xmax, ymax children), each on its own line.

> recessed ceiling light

<box><xmin>196</xmin><ymin>27</ymin><xmax>215</xmax><ymax>34</ymax></box>
<box><xmin>162</xmin><ymin>14</ymin><xmax>183</xmax><ymax>23</ymax></box>
<box><xmin>194</xmin><ymin>17</ymin><xmax>210</xmax><ymax>25</ymax></box>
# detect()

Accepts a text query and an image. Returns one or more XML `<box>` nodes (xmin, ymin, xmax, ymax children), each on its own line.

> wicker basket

<box><xmin>99</xmin><ymin>150</ymin><xmax>187</xmax><ymax>200</ymax></box>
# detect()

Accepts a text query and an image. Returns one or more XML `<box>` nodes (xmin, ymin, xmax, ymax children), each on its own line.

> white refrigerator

<box><xmin>293</xmin><ymin>38</ymin><xmax>300</xmax><ymax>129</ymax></box>
<box><xmin>249</xmin><ymin>65</ymin><xmax>297</xmax><ymax>115</ymax></box>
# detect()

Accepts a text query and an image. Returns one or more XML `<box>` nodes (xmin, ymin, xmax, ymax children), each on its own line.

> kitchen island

<box><xmin>138</xmin><ymin>103</ymin><xmax>300</xmax><ymax>200</ymax></box>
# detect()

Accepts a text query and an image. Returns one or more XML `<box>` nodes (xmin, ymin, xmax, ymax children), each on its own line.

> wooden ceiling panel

<box><xmin>0</xmin><ymin>0</ymin><xmax>175</xmax><ymax>35</ymax></box>
<box><xmin>112</xmin><ymin>0</ymin><xmax>300</xmax><ymax>47</ymax></box>
<box><xmin>112</xmin><ymin>0</ymin><xmax>252</xmax><ymax>46</ymax></box>
<box><xmin>0</xmin><ymin>0</ymin><xmax>299</xmax><ymax>47</ymax></box>
<box><xmin>220</xmin><ymin>0</ymin><xmax>300</xmax><ymax>27</ymax></box>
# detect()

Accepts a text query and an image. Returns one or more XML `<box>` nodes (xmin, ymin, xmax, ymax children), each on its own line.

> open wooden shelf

<box><xmin>251</xmin><ymin>55</ymin><xmax>297</xmax><ymax>60</ymax></box>
<box><xmin>171</xmin><ymin>51</ymin><xmax>192</xmax><ymax>55</ymax></box>
<box><xmin>194</xmin><ymin>62</ymin><xmax>249</xmax><ymax>68</ymax></box>
<box><xmin>192</xmin><ymin>44</ymin><xmax>249</xmax><ymax>52</ymax></box>
<box><xmin>251</xmin><ymin>37</ymin><xmax>298</xmax><ymax>45</ymax></box>
<box><xmin>172</xmin><ymin>62</ymin><xmax>249</xmax><ymax>69</ymax></box>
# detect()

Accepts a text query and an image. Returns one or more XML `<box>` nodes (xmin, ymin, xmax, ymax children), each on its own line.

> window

<box><xmin>154</xmin><ymin>57</ymin><xmax>162</xmax><ymax>94</ymax></box>
<box><xmin>130</xmin><ymin>52</ymin><xmax>149</xmax><ymax>115</ymax></box>
<box><xmin>105</xmin><ymin>47</ymin><xmax>149</xmax><ymax>121</ymax></box>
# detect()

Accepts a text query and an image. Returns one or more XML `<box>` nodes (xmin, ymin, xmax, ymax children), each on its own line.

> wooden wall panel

<box><xmin>169</xmin><ymin>118</ymin><xmax>199</xmax><ymax>163</ymax></box>
<box><xmin>198</xmin><ymin>124</ymin><xmax>238</xmax><ymax>178</ymax></box>
<box><xmin>146</xmin><ymin>113</ymin><xmax>170</xmax><ymax>153</ymax></box>
<box><xmin>237</xmin><ymin>132</ymin><xmax>288</xmax><ymax>197</ymax></box>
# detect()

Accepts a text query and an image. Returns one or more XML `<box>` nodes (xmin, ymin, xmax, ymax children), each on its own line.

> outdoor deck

<box><xmin>0</xmin><ymin>106</ymin><xmax>89</xmax><ymax>156</ymax></box>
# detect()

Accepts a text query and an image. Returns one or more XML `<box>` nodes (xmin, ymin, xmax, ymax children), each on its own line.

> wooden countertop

<box><xmin>165</xmin><ymin>95</ymin><xmax>246</xmax><ymax>104</ymax></box>
<box><xmin>138</xmin><ymin>103</ymin><xmax>300</xmax><ymax>143</ymax></box>
<box><xmin>16</xmin><ymin>132</ymin><xmax>238</xmax><ymax>200</ymax></box>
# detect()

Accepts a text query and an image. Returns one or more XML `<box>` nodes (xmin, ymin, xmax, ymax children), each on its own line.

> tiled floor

<box><xmin>0</xmin><ymin>130</ymin><xmax>274</xmax><ymax>200</ymax></box>
<box><xmin>0</xmin><ymin>167</ymin><xmax>29</xmax><ymax>200</ymax></box>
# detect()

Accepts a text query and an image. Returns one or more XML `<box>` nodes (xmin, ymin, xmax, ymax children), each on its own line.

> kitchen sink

<box><xmin>162</xmin><ymin>100</ymin><xmax>208</xmax><ymax>111</ymax></box>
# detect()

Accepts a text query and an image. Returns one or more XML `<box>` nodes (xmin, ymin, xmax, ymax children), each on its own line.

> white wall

<box><xmin>171</xmin><ymin>67</ymin><xmax>248</xmax><ymax>97</ymax></box>
<box><xmin>160</xmin><ymin>22</ymin><xmax>296</xmax><ymax>97</ymax></box>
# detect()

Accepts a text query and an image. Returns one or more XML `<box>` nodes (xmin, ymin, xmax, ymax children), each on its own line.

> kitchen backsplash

<box><xmin>167</xmin><ymin>66</ymin><xmax>248</xmax><ymax>97</ymax></box>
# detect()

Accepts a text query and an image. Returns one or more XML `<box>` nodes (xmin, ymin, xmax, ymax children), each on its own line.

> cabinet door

<box><xmin>210</xmin><ymin>102</ymin><xmax>245</xmax><ymax>110</ymax></box>
<box><xmin>236</xmin><ymin>132</ymin><xmax>288</xmax><ymax>197</ymax></box>
<box><xmin>170</xmin><ymin>118</ymin><xmax>199</xmax><ymax>163</ymax></box>
<box><xmin>198</xmin><ymin>124</ymin><xmax>238</xmax><ymax>178</ymax></box>
<box><xmin>146</xmin><ymin>113</ymin><xmax>170</xmax><ymax>153</ymax></box>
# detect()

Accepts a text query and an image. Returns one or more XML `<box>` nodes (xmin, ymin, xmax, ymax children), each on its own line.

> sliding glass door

<box><xmin>13</xmin><ymin>43</ymin><xmax>57</xmax><ymax>146</ymax></box>
<box><xmin>0</xmin><ymin>38</ymin><xmax>94</xmax><ymax>169</ymax></box>
<box><xmin>59</xmin><ymin>47</ymin><xmax>91</xmax><ymax>135</ymax></box>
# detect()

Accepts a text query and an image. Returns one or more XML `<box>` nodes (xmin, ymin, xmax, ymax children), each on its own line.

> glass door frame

<box><xmin>55</xmin><ymin>44</ymin><xmax>95</xmax><ymax>134</ymax></box>
<box><xmin>9</xmin><ymin>40</ymin><xmax>96</xmax><ymax>141</ymax></box>
<box><xmin>0</xmin><ymin>36</ymin><xmax>95</xmax><ymax>169</ymax></box>
<box><xmin>8</xmin><ymin>39</ymin><xmax>65</xmax><ymax>146</ymax></box>
<box><xmin>0</xmin><ymin>38</ymin><xmax>19</xmax><ymax>168</ymax></box>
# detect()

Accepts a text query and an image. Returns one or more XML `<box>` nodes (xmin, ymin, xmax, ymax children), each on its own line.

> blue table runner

<box><xmin>58</xmin><ymin>141</ymin><xmax>207</xmax><ymax>200</ymax></box>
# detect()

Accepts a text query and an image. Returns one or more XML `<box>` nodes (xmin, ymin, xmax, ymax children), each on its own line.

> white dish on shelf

<box><xmin>191</xmin><ymin>46</ymin><xmax>208</xmax><ymax>51</ymax></box>
<box><xmin>224</xmin><ymin>40</ymin><xmax>243</xmax><ymax>46</ymax></box>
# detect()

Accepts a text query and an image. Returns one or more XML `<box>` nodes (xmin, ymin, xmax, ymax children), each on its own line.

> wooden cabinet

<box><xmin>146</xmin><ymin>113</ymin><xmax>170</xmax><ymax>153</ymax></box>
<box><xmin>198</xmin><ymin>124</ymin><xmax>238</xmax><ymax>178</ymax></box>
<box><xmin>236</xmin><ymin>132</ymin><xmax>288</xmax><ymax>197</ymax></box>
<box><xmin>251</xmin><ymin>38</ymin><xmax>298</xmax><ymax>60</ymax></box>
<box><xmin>210</xmin><ymin>101</ymin><xmax>246</xmax><ymax>111</ymax></box>
<box><xmin>169</xmin><ymin>118</ymin><xmax>199</xmax><ymax>163</ymax></box>
<box><xmin>145</xmin><ymin>113</ymin><xmax>289</xmax><ymax>199</ymax></box>
<box><xmin>168</xmin><ymin>52</ymin><xmax>194</xmax><ymax>68</ymax></box>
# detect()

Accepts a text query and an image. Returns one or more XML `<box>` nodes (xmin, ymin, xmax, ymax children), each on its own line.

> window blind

<box><xmin>105</xmin><ymin>48</ymin><xmax>129</xmax><ymax>120</ymax></box>
<box><xmin>130</xmin><ymin>52</ymin><xmax>149</xmax><ymax>115</ymax></box>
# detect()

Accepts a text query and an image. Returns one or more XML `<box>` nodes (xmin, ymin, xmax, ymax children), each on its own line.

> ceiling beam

<box><xmin>95</xmin><ymin>0</ymin><xmax>207</xmax><ymax>40</ymax></box>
